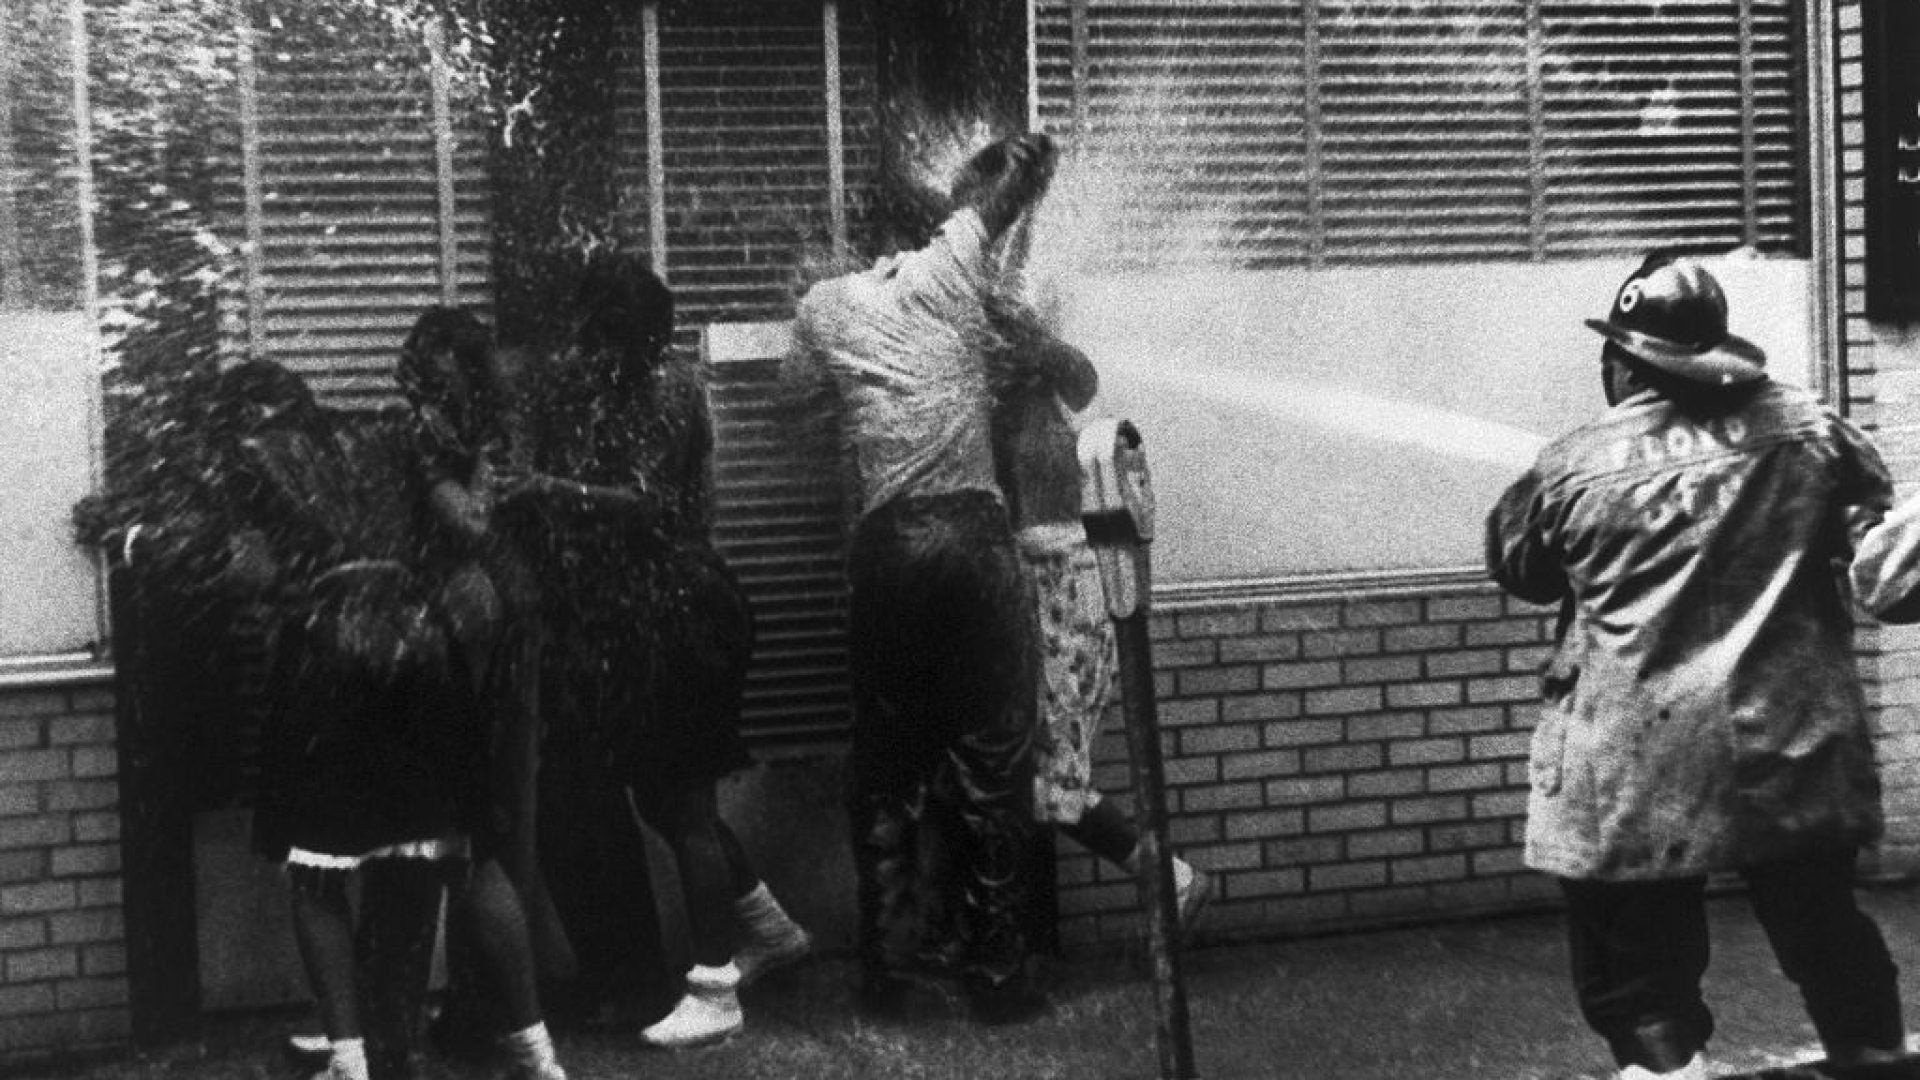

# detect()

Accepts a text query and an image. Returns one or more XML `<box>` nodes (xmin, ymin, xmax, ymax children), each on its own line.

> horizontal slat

<box><xmin>1035</xmin><ymin>0</ymin><xmax>1803</xmax><ymax>264</ymax></box>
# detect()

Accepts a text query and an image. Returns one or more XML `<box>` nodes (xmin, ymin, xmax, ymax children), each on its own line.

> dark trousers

<box><xmin>629</xmin><ymin>778</ymin><xmax>756</xmax><ymax>968</ymax></box>
<box><xmin>1560</xmin><ymin>848</ymin><xmax>1903</xmax><ymax>1071</ymax></box>
<box><xmin>846</xmin><ymin>491</ymin><xmax>1038</xmax><ymax>992</ymax></box>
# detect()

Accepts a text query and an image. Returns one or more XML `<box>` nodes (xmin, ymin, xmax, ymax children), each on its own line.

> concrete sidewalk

<box><xmin>24</xmin><ymin>882</ymin><xmax>1920</xmax><ymax>1080</ymax></box>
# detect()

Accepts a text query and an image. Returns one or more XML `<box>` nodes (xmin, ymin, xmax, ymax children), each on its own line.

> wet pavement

<box><xmin>22</xmin><ymin>881</ymin><xmax>1920</xmax><ymax>1080</ymax></box>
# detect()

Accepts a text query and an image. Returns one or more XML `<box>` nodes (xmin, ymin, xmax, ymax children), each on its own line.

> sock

<box><xmin>327</xmin><ymin>1038</ymin><xmax>369</xmax><ymax>1080</ymax></box>
<box><xmin>504</xmin><ymin>1022</ymin><xmax>560</xmax><ymax>1074</ymax></box>
<box><xmin>735</xmin><ymin>881</ymin><xmax>776</xmax><ymax>920</ymax></box>
<box><xmin>735</xmin><ymin>881</ymin><xmax>796</xmax><ymax>941</ymax></box>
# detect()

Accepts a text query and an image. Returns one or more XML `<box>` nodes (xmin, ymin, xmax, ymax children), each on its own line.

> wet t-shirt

<box><xmin>794</xmin><ymin>209</ymin><xmax>1003</xmax><ymax>520</ymax></box>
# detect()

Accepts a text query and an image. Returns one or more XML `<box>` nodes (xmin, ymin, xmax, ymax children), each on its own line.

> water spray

<box><xmin>1077</xmin><ymin>417</ymin><xmax>1198</xmax><ymax>1080</ymax></box>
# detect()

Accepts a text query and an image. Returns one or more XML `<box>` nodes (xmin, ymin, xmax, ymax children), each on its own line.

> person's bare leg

<box><xmin>454</xmin><ymin>857</ymin><xmax>566</xmax><ymax>1080</ymax></box>
<box><xmin>288</xmin><ymin>868</ymin><xmax>370</xmax><ymax>1080</ymax></box>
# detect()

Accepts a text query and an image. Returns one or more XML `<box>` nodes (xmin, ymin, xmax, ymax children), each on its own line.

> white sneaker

<box><xmin>641</xmin><ymin>963</ymin><xmax>743</xmax><ymax>1049</ymax></box>
<box><xmin>1618</xmin><ymin>1053</ymin><xmax>1708</xmax><ymax>1080</ymax></box>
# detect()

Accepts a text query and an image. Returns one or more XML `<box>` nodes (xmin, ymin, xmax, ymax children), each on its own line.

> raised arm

<box><xmin>953</xmin><ymin>133</ymin><xmax>1060</xmax><ymax>243</ymax></box>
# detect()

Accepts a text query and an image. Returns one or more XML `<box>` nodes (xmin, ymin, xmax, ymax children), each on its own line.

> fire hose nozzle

<box><xmin>1077</xmin><ymin>418</ymin><xmax>1154</xmax><ymax>618</ymax></box>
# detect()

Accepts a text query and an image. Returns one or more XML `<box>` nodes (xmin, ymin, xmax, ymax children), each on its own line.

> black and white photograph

<box><xmin>3</xmin><ymin>2</ymin><xmax>1920</xmax><ymax>1078</ymax></box>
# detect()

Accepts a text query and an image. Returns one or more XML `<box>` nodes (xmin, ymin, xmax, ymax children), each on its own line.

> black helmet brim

<box><xmin>1583</xmin><ymin>318</ymin><xmax>1769</xmax><ymax>387</ymax></box>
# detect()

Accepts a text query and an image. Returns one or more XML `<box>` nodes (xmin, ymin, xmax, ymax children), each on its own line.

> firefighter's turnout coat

<box><xmin>1487</xmin><ymin>378</ymin><xmax>1893</xmax><ymax>881</ymax></box>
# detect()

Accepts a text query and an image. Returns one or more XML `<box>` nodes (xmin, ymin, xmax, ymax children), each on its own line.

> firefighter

<box><xmin>1485</xmin><ymin>253</ymin><xmax>1908</xmax><ymax>1080</ymax></box>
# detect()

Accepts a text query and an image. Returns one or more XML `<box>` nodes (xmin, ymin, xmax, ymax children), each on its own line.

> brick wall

<box><xmin>1057</xmin><ymin>584</ymin><xmax>1562</xmax><ymax>948</ymax></box>
<box><xmin>0</xmin><ymin>674</ymin><xmax>130</xmax><ymax>1061</ymax></box>
<box><xmin>1836</xmin><ymin>0</ymin><xmax>1920</xmax><ymax>872</ymax></box>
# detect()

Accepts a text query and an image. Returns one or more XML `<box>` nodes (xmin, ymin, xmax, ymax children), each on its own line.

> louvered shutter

<box><xmin>645</xmin><ymin>0</ymin><xmax>878</xmax><ymax>322</ymax></box>
<box><xmin>1538</xmin><ymin>0</ymin><xmax>1801</xmax><ymax>254</ymax></box>
<box><xmin>1034</xmin><ymin>3</ymin><xmax>1312</xmax><ymax>268</ymax></box>
<box><xmin>613</xmin><ymin>2</ymin><xmax>878</xmax><ymax>737</ymax></box>
<box><xmin>705</xmin><ymin>324</ymin><xmax>849</xmax><ymax>740</ymax></box>
<box><xmin>1317</xmin><ymin>3</ymin><xmax>1533</xmax><ymax>262</ymax></box>
<box><xmin>1033</xmin><ymin>0</ymin><xmax>1806</xmax><ymax>264</ymax></box>
<box><xmin>237</xmin><ymin>0</ymin><xmax>492</xmax><ymax>407</ymax></box>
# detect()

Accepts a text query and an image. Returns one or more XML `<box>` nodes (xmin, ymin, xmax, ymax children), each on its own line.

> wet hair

<box><xmin>213</xmin><ymin>359</ymin><xmax>323</xmax><ymax>440</ymax></box>
<box><xmin>397</xmin><ymin>306</ymin><xmax>496</xmax><ymax>421</ymax></box>
<box><xmin>949</xmin><ymin>138</ymin><xmax>1008</xmax><ymax>211</ymax></box>
<box><xmin>217</xmin><ymin>359</ymin><xmax>315</xmax><ymax>419</ymax></box>
<box><xmin>575</xmin><ymin>250</ymin><xmax>675</xmax><ymax>368</ymax></box>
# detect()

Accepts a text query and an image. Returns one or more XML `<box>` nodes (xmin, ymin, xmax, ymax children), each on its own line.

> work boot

<box><xmin>1618</xmin><ymin>1054</ymin><xmax>1708</xmax><ymax>1080</ymax></box>
<box><xmin>641</xmin><ymin>963</ymin><xmax>744</xmax><ymax>1049</ymax></box>
<box><xmin>733</xmin><ymin>882</ymin><xmax>813</xmax><ymax>988</ymax></box>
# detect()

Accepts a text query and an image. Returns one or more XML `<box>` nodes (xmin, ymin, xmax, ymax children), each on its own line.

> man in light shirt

<box><xmin>791</xmin><ymin>132</ymin><xmax>1063</xmax><ymax>1024</ymax></box>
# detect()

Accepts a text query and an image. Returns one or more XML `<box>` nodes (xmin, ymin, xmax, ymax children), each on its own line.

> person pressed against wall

<box><xmin>223</xmin><ymin>339</ymin><xmax>567</xmax><ymax>1080</ymax></box>
<box><xmin>789</xmin><ymin>131</ymin><xmax>1066</xmax><ymax>1025</ymax></box>
<box><xmin>985</xmin><ymin>301</ymin><xmax>1215</xmax><ymax>939</ymax></box>
<box><xmin>525</xmin><ymin>253</ymin><xmax>809</xmax><ymax>1050</ymax></box>
<box><xmin>1485</xmin><ymin>254</ymin><xmax>1908</xmax><ymax>1080</ymax></box>
<box><xmin>399</xmin><ymin>308</ymin><xmax>573</xmax><ymax>1080</ymax></box>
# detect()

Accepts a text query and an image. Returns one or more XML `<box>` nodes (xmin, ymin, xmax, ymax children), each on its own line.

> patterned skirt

<box><xmin>1018</xmin><ymin>523</ymin><xmax>1118</xmax><ymax>824</ymax></box>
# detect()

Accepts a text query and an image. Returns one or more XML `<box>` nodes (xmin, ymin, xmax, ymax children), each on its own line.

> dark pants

<box><xmin>629</xmin><ymin>778</ymin><xmax>756</xmax><ymax>968</ymax></box>
<box><xmin>846</xmin><ymin>491</ymin><xmax>1038</xmax><ymax>993</ymax></box>
<box><xmin>1560</xmin><ymin>848</ymin><xmax>1903</xmax><ymax>1071</ymax></box>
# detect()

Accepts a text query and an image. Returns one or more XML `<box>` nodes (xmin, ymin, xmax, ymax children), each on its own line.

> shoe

<box><xmin>1174</xmin><ymin>860</ymin><xmax>1215</xmax><ymax>937</ymax></box>
<box><xmin>641</xmin><ymin>963</ymin><xmax>743</xmax><ymax>1049</ymax></box>
<box><xmin>1618</xmin><ymin>1054</ymin><xmax>1708</xmax><ymax>1080</ymax></box>
<box><xmin>302</xmin><ymin>1048</ymin><xmax>370</xmax><ymax>1080</ymax></box>
<box><xmin>283</xmin><ymin>1032</ymin><xmax>331</xmax><ymax>1068</ymax></box>
<box><xmin>734</xmin><ymin>883</ymin><xmax>813</xmax><ymax>988</ymax></box>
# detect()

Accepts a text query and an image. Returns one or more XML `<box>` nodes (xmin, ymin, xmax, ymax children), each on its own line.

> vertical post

<box><xmin>1736</xmin><ymin>0</ymin><xmax>1760</xmax><ymax>248</ymax></box>
<box><xmin>1302</xmin><ymin>0</ymin><xmax>1325</xmax><ymax>269</ymax></box>
<box><xmin>69</xmin><ymin>0</ymin><xmax>106</xmax><ymax>650</ymax></box>
<box><xmin>69</xmin><ymin>0</ymin><xmax>97</xmax><ymax>328</ymax></box>
<box><xmin>1026</xmin><ymin>0</ymin><xmax>1041</xmax><ymax>133</ymax></box>
<box><xmin>642</xmin><ymin>0</ymin><xmax>668</xmax><ymax>281</ymax></box>
<box><xmin>236</xmin><ymin>1</ymin><xmax>266</xmax><ymax>361</ymax></box>
<box><xmin>1806</xmin><ymin>0</ymin><xmax>1842</xmax><ymax>407</ymax></box>
<box><xmin>1523</xmin><ymin>0</ymin><xmax>1547</xmax><ymax>260</ymax></box>
<box><xmin>1078</xmin><ymin>420</ymin><xmax>1197</xmax><ymax>1080</ymax></box>
<box><xmin>0</xmin><ymin>2</ymin><xmax>23</xmax><ymax>309</ymax></box>
<box><xmin>1069</xmin><ymin>0</ymin><xmax>1088</xmax><ymax>152</ymax></box>
<box><xmin>823</xmin><ymin>0</ymin><xmax>847</xmax><ymax>259</ymax></box>
<box><xmin>427</xmin><ymin>13</ymin><xmax>460</xmax><ymax>307</ymax></box>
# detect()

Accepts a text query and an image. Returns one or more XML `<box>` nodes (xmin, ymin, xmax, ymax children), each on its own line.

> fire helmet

<box><xmin>1583</xmin><ymin>254</ymin><xmax>1767</xmax><ymax>386</ymax></box>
